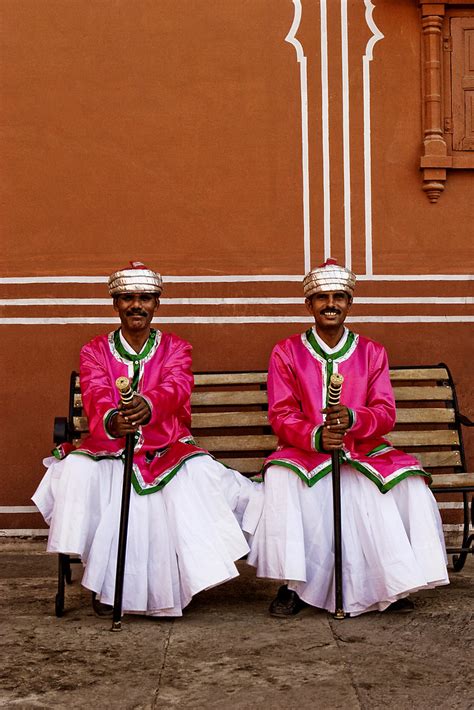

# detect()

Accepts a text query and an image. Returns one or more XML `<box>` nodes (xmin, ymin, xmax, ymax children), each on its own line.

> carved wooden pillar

<box><xmin>419</xmin><ymin>3</ymin><xmax>451</xmax><ymax>202</ymax></box>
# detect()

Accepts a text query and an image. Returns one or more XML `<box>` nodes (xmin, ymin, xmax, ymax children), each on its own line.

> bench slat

<box><xmin>73</xmin><ymin>409</ymin><xmax>457</xmax><ymax>432</ymax></box>
<box><xmin>388</xmin><ymin>430</ymin><xmax>460</xmax><ymax>447</ymax></box>
<box><xmin>73</xmin><ymin>417</ymin><xmax>88</xmax><ymax>432</ymax></box>
<box><xmin>430</xmin><ymin>472</ymin><xmax>474</xmax><ymax>489</ymax></box>
<box><xmin>73</xmin><ymin>412</ymin><xmax>270</xmax><ymax>432</ymax></box>
<box><xmin>71</xmin><ymin>423</ymin><xmax>461</xmax><ymax>446</ymax></box>
<box><xmin>197</xmin><ymin>431</ymin><xmax>459</xmax><ymax>453</ymax></box>
<box><xmin>219</xmin><ymin>457</ymin><xmax>265</xmax><ymax>473</ymax></box>
<box><xmin>195</xmin><ymin>434</ymin><xmax>277</xmax><ymax>451</ymax></box>
<box><xmin>191</xmin><ymin>391</ymin><xmax>268</xmax><ymax>406</ymax></box>
<box><xmin>192</xmin><ymin>412</ymin><xmax>269</xmax><ymax>428</ymax></box>
<box><xmin>395</xmin><ymin>408</ymin><xmax>455</xmax><ymax>424</ymax></box>
<box><xmin>74</xmin><ymin>386</ymin><xmax>454</xmax><ymax>408</ymax></box>
<box><xmin>391</xmin><ymin>386</ymin><xmax>453</xmax><ymax>401</ymax></box>
<box><xmin>194</xmin><ymin>373</ymin><xmax>267</xmax><ymax>385</ymax></box>
<box><xmin>389</xmin><ymin>368</ymin><xmax>448</xmax><ymax>381</ymax></box>
<box><xmin>415</xmin><ymin>451</ymin><xmax>462</xmax><ymax>468</ymax></box>
<box><xmin>74</xmin><ymin>368</ymin><xmax>450</xmax><ymax>390</ymax></box>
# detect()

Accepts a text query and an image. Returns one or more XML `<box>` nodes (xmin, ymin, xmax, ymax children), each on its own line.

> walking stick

<box><xmin>111</xmin><ymin>376</ymin><xmax>135</xmax><ymax>632</ymax></box>
<box><xmin>328</xmin><ymin>373</ymin><xmax>345</xmax><ymax>620</ymax></box>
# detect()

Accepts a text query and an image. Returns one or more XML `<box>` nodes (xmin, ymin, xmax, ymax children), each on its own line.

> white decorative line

<box><xmin>1</xmin><ymin>316</ymin><xmax>474</xmax><ymax>324</ymax></box>
<box><xmin>285</xmin><ymin>0</ymin><xmax>311</xmax><ymax>273</ymax></box>
<box><xmin>363</xmin><ymin>0</ymin><xmax>384</xmax><ymax>275</ymax></box>
<box><xmin>341</xmin><ymin>0</ymin><xmax>352</xmax><ymax>268</ymax></box>
<box><xmin>1</xmin><ymin>297</ymin><xmax>472</xmax><ymax>306</ymax></box>
<box><xmin>320</xmin><ymin>0</ymin><xmax>331</xmax><ymax>261</ymax></box>
<box><xmin>0</xmin><ymin>274</ymin><xmax>471</xmax><ymax>284</ymax></box>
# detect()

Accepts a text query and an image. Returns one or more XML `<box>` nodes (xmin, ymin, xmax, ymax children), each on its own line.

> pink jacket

<box><xmin>265</xmin><ymin>329</ymin><xmax>429</xmax><ymax>492</ymax></box>
<box><xmin>71</xmin><ymin>329</ymin><xmax>207</xmax><ymax>494</ymax></box>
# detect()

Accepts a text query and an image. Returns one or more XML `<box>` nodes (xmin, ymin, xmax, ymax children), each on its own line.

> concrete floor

<box><xmin>0</xmin><ymin>539</ymin><xmax>473</xmax><ymax>709</ymax></box>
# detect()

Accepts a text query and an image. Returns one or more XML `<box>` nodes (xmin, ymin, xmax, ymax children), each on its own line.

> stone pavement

<box><xmin>0</xmin><ymin>539</ymin><xmax>472</xmax><ymax>709</ymax></box>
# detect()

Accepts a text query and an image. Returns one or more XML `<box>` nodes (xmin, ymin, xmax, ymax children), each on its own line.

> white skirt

<box><xmin>247</xmin><ymin>465</ymin><xmax>449</xmax><ymax>616</ymax></box>
<box><xmin>32</xmin><ymin>454</ymin><xmax>263</xmax><ymax>616</ymax></box>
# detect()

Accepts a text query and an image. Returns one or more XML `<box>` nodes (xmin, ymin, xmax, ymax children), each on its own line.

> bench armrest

<box><xmin>53</xmin><ymin>417</ymin><xmax>70</xmax><ymax>445</ymax></box>
<box><xmin>457</xmin><ymin>412</ymin><xmax>474</xmax><ymax>427</ymax></box>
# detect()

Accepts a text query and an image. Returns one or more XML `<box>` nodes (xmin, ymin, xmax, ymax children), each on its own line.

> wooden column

<box><xmin>419</xmin><ymin>3</ymin><xmax>451</xmax><ymax>202</ymax></box>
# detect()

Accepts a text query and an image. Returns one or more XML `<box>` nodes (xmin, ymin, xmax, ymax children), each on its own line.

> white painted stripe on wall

<box><xmin>285</xmin><ymin>0</ymin><xmax>311</xmax><ymax>273</ymax></box>
<box><xmin>443</xmin><ymin>524</ymin><xmax>473</xmax><ymax>532</ymax></box>
<box><xmin>0</xmin><ymin>529</ymin><xmax>49</xmax><ymax>537</ymax></box>
<box><xmin>0</xmin><ymin>275</ymin><xmax>302</xmax><ymax>284</ymax></box>
<box><xmin>2</xmin><ymin>316</ymin><xmax>473</xmax><ymax>325</ymax></box>
<box><xmin>357</xmin><ymin>274</ymin><xmax>474</xmax><ymax>281</ymax></box>
<box><xmin>0</xmin><ymin>506</ymin><xmax>39</xmax><ymax>514</ymax></box>
<box><xmin>0</xmin><ymin>502</ymin><xmax>464</xmax><ymax>514</ymax></box>
<box><xmin>1</xmin><ymin>525</ymin><xmax>470</xmax><ymax>537</ymax></box>
<box><xmin>363</xmin><ymin>0</ymin><xmax>384</xmax><ymax>275</ymax></box>
<box><xmin>1</xmin><ymin>297</ymin><xmax>472</xmax><ymax>306</ymax></box>
<box><xmin>0</xmin><ymin>274</ymin><xmax>472</xmax><ymax>284</ymax></box>
<box><xmin>320</xmin><ymin>0</ymin><xmax>331</xmax><ymax>260</ymax></box>
<box><xmin>341</xmin><ymin>0</ymin><xmax>352</xmax><ymax>268</ymax></box>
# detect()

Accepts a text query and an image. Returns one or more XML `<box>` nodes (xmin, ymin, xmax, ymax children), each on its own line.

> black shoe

<box><xmin>269</xmin><ymin>585</ymin><xmax>307</xmax><ymax>617</ymax></box>
<box><xmin>386</xmin><ymin>597</ymin><xmax>415</xmax><ymax>614</ymax></box>
<box><xmin>92</xmin><ymin>592</ymin><xmax>113</xmax><ymax>617</ymax></box>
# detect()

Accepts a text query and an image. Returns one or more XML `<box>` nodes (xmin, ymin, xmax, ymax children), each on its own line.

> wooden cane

<box><xmin>111</xmin><ymin>376</ymin><xmax>135</xmax><ymax>632</ymax></box>
<box><xmin>328</xmin><ymin>373</ymin><xmax>345</xmax><ymax>620</ymax></box>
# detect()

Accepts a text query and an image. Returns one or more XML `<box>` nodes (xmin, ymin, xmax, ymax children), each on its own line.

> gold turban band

<box><xmin>303</xmin><ymin>258</ymin><xmax>356</xmax><ymax>299</ymax></box>
<box><xmin>108</xmin><ymin>261</ymin><xmax>163</xmax><ymax>296</ymax></box>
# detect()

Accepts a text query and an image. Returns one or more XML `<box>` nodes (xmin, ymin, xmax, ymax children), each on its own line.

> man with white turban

<box><xmin>248</xmin><ymin>258</ymin><xmax>448</xmax><ymax>617</ymax></box>
<box><xmin>33</xmin><ymin>262</ymin><xmax>262</xmax><ymax>617</ymax></box>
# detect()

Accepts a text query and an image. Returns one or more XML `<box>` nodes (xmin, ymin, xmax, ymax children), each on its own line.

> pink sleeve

<box><xmin>267</xmin><ymin>343</ymin><xmax>319</xmax><ymax>452</ymax></box>
<box><xmin>80</xmin><ymin>343</ymin><xmax>118</xmax><ymax>439</ymax></box>
<box><xmin>142</xmin><ymin>339</ymin><xmax>193</xmax><ymax>427</ymax></box>
<box><xmin>348</xmin><ymin>345</ymin><xmax>396</xmax><ymax>439</ymax></box>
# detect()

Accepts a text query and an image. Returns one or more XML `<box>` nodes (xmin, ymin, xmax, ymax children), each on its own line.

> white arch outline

<box><xmin>285</xmin><ymin>0</ymin><xmax>311</xmax><ymax>273</ymax></box>
<box><xmin>363</xmin><ymin>1</ymin><xmax>384</xmax><ymax>275</ymax></box>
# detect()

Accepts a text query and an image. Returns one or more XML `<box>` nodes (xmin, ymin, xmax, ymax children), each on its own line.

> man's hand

<box><xmin>320</xmin><ymin>427</ymin><xmax>344</xmax><ymax>451</ymax></box>
<box><xmin>321</xmin><ymin>404</ymin><xmax>350</xmax><ymax>431</ymax></box>
<box><xmin>120</xmin><ymin>394</ymin><xmax>151</xmax><ymax>426</ymax></box>
<box><xmin>320</xmin><ymin>404</ymin><xmax>351</xmax><ymax>451</ymax></box>
<box><xmin>107</xmin><ymin>395</ymin><xmax>151</xmax><ymax>437</ymax></box>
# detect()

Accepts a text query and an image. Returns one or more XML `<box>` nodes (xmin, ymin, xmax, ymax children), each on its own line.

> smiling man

<box><xmin>248</xmin><ymin>258</ymin><xmax>449</xmax><ymax>617</ymax></box>
<box><xmin>33</xmin><ymin>262</ymin><xmax>262</xmax><ymax>618</ymax></box>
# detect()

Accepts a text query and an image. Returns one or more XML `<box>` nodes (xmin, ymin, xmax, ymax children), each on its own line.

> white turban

<box><xmin>303</xmin><ymin>258</ymin><xmax>356</xmax><ymax>299</ymax></box>
<box><xmin>108</xmin><ymin>261</ymin><xmax>163</xmax><ymax>296</ymax></box>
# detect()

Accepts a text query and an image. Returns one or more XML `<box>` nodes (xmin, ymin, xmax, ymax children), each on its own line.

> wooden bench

<box><xmin>52</xmin><ymin>363</ymin><xmax>473</xmax><ymax>615</ymax></box>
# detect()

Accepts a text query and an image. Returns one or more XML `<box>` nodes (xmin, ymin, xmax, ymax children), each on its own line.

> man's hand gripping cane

<box><xmin>108</xmin><ymin>378</ymin><xmax>151</xmax><ymax>437</ymax></box>
<box><xmin>321</xmin><ymin>373</ymin><xmax>350</xmax><ymax>451</ymax></box>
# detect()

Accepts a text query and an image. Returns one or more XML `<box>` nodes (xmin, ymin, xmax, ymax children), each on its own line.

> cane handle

<box><xmin>328</xmin><ymin>373</ymin><xmax>344</xmax><ymax>407</ymax></box>
<box><xmin>115</xmin><ymin>376</ymin><xmax>134</xmax><ymax>404</ymax></box>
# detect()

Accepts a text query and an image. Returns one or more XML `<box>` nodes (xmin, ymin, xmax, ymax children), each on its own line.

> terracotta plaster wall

<box><xmin>0</xmin><ymin>0</ymin><xmax>472</xmax><ymax>530</ymax></box>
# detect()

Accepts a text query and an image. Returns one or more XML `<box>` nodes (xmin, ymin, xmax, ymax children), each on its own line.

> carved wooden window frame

<box><xmin>419</xmin><ymin>1</ymin><xmax>474</xmax><ymax>201</ymax></box>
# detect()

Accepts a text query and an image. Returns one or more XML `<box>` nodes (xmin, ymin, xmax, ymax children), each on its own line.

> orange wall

<box><xmin>1</xmin><ymin>0</ymin><xmax>473</xmax><ymax>530</ymax></box>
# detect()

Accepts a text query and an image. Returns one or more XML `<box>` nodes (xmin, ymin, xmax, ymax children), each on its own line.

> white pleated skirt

<box><xmin>33</xmin><ymin>454</ymin><xmax>263</xmax><ymax>616</ymax></box>
<box><xmin>247</xmin><ymin>465</ymin><xmax>449</xmax><ymax>616</ymax></box>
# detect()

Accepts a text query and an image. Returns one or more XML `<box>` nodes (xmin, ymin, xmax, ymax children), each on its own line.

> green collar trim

<box><xmin>113</xmin><ymin>328</ymin><xmax>157</xmax><ymax>362</ymax></box>
<box><xmin>305</xmin><ymin>328</ymin><xmax>356</xmax><ymax>362</ymax></box>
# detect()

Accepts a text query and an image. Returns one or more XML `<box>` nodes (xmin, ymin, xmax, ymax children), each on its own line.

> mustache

<box><xmin>126</xmin><ymin>309</ymin><xmax>148</xmax><ymax>317</ymax></box>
